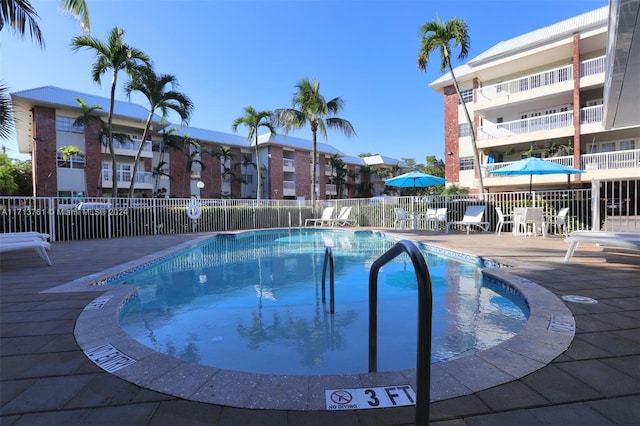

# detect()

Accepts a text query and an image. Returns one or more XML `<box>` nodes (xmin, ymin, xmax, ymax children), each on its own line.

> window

<box><xmin>458</xmin><ymin>123</ymin><xmax>472</xmax><ymax>138</ymax></box>
<box><xmin>56</xmin><ymin>116</ymin><xmax>84</xmax><ymax>133</ymax></box>
<box><xmin>600</xmin><ymin>142</ymin><xmax>616</xmax><ymax>152</ymax></box>
<box><xmin>242</xmin><ymin>174</ymin><xmax>254</xmax><ymax>184</ymax></box>
<box><xmin>458</xmin><ymin>89</ymin><xmax>473</xmax><ymax>104</ymax></box>
<box><xmin>459</xmin><ymin>157</ymin><xmax>474</xmax><ymax>171</ymax></box>
<box><xmin>619</xmin><ymin>140</ymin><xmax>636</xmax><ymax>150</ymax></box>
<box><xmin>56</xmin><ymin>151</ymin><xmax>86</xmax><ymax>169</ymax></box>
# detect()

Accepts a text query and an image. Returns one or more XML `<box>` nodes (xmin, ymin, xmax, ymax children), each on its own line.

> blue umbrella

<box><xmin>490</xmin><ymin>157</ymin><xmax>583</xmax><ymax>193</ymax></box>
<box><xmin>385</xmin><ymin>171</ymin><xmax>446</xmax><ymax>189</ymax></box>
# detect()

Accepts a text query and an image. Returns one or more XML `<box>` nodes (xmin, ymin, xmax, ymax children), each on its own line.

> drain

<box><xmin>562</xmin><ymin>295</ymin><xmax>598</xmax><ymax>304</ymax></box>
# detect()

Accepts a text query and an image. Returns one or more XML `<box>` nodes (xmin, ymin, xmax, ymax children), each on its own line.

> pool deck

<box><xmin>1</xmin><ymin>229</ymin><xmax>639</xmax><ymax>425</ymax></box>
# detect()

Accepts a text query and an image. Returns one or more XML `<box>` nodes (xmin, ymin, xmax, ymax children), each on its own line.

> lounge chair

<box><xmin>304</xmin><ymin>206</ymin><xmax>335</xmax><ymax>227</ymax></box>
<box><xmin>446</xmin><ymin>205</ymin><xmax>490</xmax><ymax>235</ymax></box>
<box><xmin>0</xmin><ymin>232</ymin><xmax>50</xmax><ymax>241</ymax></box>
<box><xmin>326</xmin><ymin>206</ymin><xmax>357</xmax><ymax>227</ymax></box>
<box><xmin>495</xmin><ymin>206</ymin><xmax>513</xmax><ymax>235</ymax></box>
<box><xmin>0</xmin><ymin>239</ymin><xmax>52</xmax><ymax>265</ymax></box>
<box><xmin>563</xmin><ymin>231</ymin><xmax>640</xmax><ymax>262</ymax></box>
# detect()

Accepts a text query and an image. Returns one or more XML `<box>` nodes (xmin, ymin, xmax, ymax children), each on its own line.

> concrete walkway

<box><xmin>1</xmin><ymin>230</ymin><xmax>638</xmax><ymax>425</ymax></box>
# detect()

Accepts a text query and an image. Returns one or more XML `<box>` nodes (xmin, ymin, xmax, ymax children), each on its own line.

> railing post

<box><xmin>321</xmin><ymin>246</ymin><xmax>335</xmax><ymax>313</ymax></box>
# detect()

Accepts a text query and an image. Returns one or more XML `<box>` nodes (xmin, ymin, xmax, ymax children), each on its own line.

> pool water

<box><xmin>114</xmin><ymin>229</ymin><xmax>528</xmax><ymax>375</ymax></box>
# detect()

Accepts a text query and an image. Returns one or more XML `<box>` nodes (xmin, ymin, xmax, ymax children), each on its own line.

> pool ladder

<box><xmin>369</xmin><ymin>240</ymin><xmax>433</xmax><ymax>426</ymax></box>
<box><xmin>321</xmin><ymin>247</ymin><xmax>335</xmax><ymax>313</ymax></box>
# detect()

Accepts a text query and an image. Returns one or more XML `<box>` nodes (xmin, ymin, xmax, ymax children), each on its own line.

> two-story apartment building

<box><xmin>429</xmin><ymin>4</ymin><xmax>639</xmax><ymax>195</ymax></box>
<box><xmin>10</xmin><ymin>86</ymin><xmax>402</xmax><ymax>200</ymax></box>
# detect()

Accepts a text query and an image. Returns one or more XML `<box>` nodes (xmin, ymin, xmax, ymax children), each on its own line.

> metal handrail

<box><xmin>321</xmin><ymin>246</ymin><xmax>335</xmax><ymax>313</ymax></box>
<box><xmin>368</xmin><ymin>240</ymin><xmax>432</xmax><ymax>425</ymax></box>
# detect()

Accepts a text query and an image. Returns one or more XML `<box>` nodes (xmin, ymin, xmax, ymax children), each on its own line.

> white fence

<box><xmin>1</xmin><ymin>179</ymin><xmax>637</xmax><ymax>241</ymax></box>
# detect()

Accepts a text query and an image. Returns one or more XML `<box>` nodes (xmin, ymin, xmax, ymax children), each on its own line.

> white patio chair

<box><xmin>393</xmin><ymin>207</ymin><xmax>413</xmax><ymax>230</ymax></box>
<box><xmin>435</xmin><ymin>208</ymin><xmax>448</xmax><ymax>230</ymax></box>
<box><xmin>495</xmin><ymin>206</ymin><xmax>513</xmax><ymax>235</ymax></box>
<box><xmin>549</xmin><ymin>207</ymin><xmax>570</xmax><ymax>236</ymax></box>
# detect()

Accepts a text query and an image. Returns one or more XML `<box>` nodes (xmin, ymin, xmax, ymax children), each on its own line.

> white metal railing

<box><xmin>478</xmin><ymin>64</ymin><xmax>573</xmax><ymax>100</ymax></box>
<box><xmin>113</xmin><ymin>139</ymin><xmax>152</xmax><ymax>153</ymax></box>
<box><xmin>479</xmin><ymin>111</ymin><xmax>573</xmax><ymax>139</ymax></box>
<box><xmin>580</xmin><ymin>104</ymin><xmax>603</xmax><ymax>124</ymax></box>
<box><xmin>582</xmin><ymin>149</ymin><xmax>640</xmax><ymax>171</ymax></box>
<box><xmin>102</xmin><ymin>170</ymin><xmax>153</xmax><ymax>184</ymax></box>
<box><xmin>485</xmin><ymin>156</ymin><xmax>575</xmax><ymax>174</ymax></box>
<box><xmin>580</xmin><ymin>56</ymin><xmax>606</xmax><ymax>77</ymax></box>
<box><xmin>283</xmin><ymin>158</ymin><xmax>295</xmax><ymax>168</ymax></box>
<box><xmin>283</xmin><ymin>180</ymin><xmax>295</xmax><ymax>190</ymax></box>
<box><xmin>1</xmin><ymin>179</ymin><xmax>637</xmax><ymax>241</ymax></box>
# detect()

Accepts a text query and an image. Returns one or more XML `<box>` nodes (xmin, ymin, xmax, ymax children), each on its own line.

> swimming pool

<box><xmin>112</xmin><ymin>229</ymin><xmax>528</xmax><ymax>375</ymax></box>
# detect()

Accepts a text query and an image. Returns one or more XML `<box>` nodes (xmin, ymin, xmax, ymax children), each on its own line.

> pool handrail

<box><xmin>368</xmin><ymin>239</ymin><xmax>433</xmax><ymax>426</ymax></box>
<box><xmin>321</xmin><ymin>246</ymin><xmax>336</xmax><ymax>314</ymax></box>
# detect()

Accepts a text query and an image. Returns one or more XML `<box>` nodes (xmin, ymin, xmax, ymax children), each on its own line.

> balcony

<box><xmin>326</xmin><ymin>184</ymin><xmax>337</xmax><ymax>196</ymax></box>
<box><xmin>476</xmin><ymin>56</ymin><xmax>605</xmax><ymax>111</ymax></box>
<box><xmin>582</xmin><ymin>149</ymin><xmax>640</xmax><ymax>172</ymax></box>
<box><xmin>478</xmin><ymin>111</ymin><xmax>574</xmax><ymax>147</ymax></box>
<box><xmin>101</xmin><ymin>170</ymin><xmax>153</xmax><ymax>189</ymax></box>
<box><xmin>112</xmin><ymin>140</ymin><xmax>153</xmax><ymax>158</ymax></box>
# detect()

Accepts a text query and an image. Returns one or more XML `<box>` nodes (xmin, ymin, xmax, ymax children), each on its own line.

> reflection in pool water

<box><xmin>115</xmin><ymin>229</ymin><xmax>528</xmax><ymax>375</ymax></box>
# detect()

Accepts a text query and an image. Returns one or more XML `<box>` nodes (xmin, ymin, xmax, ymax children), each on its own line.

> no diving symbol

<box><xmin>330</xmin><ymin>390</ymin><xmax>353</xmax><ymax>405</ymax></box>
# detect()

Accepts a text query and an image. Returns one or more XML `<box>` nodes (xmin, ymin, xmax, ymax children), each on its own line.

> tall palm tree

<box><xmin>124</xmin><ymin>65</ymin><xmax>193</xmax><ymax>198</ymax></box>
<box><xmin>73</xmin><ymin>97</ymin><xmax>104</xmax><ymax>196</ymax></box>
<box><xmin>153</xmin><ymin>127</ymin><xmax>185</xmax><ymax>196</ymax></box>
<box><xmin>274</xmin><ymin>78</ymin><xmax>356</xmax><ymax>211</ymax></box>
<box><xmin>71</xmin><ymin>26</ymin><xmax>150</xmax><ymax>197</ymax></box>
<box><xmin>184</xmin><ymin>137</ymin><xmax>204</xmax><ymax>197</ymax></box>
<box><xmin>231</xmin><ymin>106</ymin><xmax>276</xmax><ymax>202</ymax></box>
<box><xmin>1</xmin><ymin>0</ymin><xmax>90</xmax><ymax>142</ymax></box>
<box><xmin>417</xmin><ymin>16</ymin><xmax>484</xmax><ymax>195</ymax></box>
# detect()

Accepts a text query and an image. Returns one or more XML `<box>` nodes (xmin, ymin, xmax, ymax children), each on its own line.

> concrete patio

<box><xmin>1</xmin><ymin>230</ymin><xmax>638</xmax><ymax>425</ymax></box>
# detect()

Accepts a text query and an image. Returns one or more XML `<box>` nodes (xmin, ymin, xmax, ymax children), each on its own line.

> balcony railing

<box><xmin>478</xmin><ymin>64</ymin><xmax>573</xmax><ymax>100</ymax></box>
<box><xmin>580</xmin><ymin>56</ymin><xmax>606</xmax><ymax>77</ymax></box>
<box><xmin>112</xmin><ymin>139</ymin><xmax>152</xmax><ymax>153</ymax></box>
<box><xmin>283</xmin><ymin>158</ymin><xmax>295</xmax><ymax>168</ymax></box>
<box><xmin>479</xmin><ymin>111</ymin><xmax>573</xmax><ymax>139</ymax></box>
<box><xmin>102</xmin><ymin>170</ymin><xmax>153</xmax><ymax>184</ymax></box>
<box><xmin>580</xmin><ymin>105</ymin><xmax>603</xmax><ymax>124</ymax></box>
<box><xmin>485</xmin><ymin>156</ymin><xmax>575</xmax><ymax>174</ymax></box>
<box><xmin>582</xmin><ymin>149</ymin><xmax>640</xmax><ymax>171</ymax></box>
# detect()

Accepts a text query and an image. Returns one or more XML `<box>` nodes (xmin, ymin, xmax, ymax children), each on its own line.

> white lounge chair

<box><xmin>446</xmin><ymin>205</ymin><xmax>490</xmax><ymax>235</ymax></box>
<box><xmin>326</xmin><ymin>206</ymin><xmax>357</xmax><ymax>227</ymax></box>
<box><xmin>0</xmin><ymin>232</ymin><xmax>50</xmax><ymax>241</ymax></box>
<box><xmin>0</xmin><ymin>239</ymin><xmax>52</xmax><ymax>265</ymax></box>
<box><xmin>563</xmin><ymin>231</ymin><xmax>640</xmax><ymax>262</ymax></box>
<box><xmin>305</xmin><ymin>206</ymin><xmax>335</xmax><ymax>227</ymax></box>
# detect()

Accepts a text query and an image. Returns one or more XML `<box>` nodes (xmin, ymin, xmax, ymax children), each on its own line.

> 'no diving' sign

<box><xmin>325</xmin><ymin>385</ymin><xmax>416</xmax><ymax>410</ymax></box>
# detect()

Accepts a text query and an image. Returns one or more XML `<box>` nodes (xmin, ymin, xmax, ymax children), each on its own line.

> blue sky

<box><xmin>1</xmin><ymin>0</ymin><xmax>608</xmax><ymax>163</ymax></box>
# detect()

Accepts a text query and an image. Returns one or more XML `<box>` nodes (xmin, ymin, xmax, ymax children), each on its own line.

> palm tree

<box><xmin>71</xmin><ymin>26</ymin><xmax>150</xmax><ymax>197</ymax></box>
<box><xmin>0</xmin><ymin>0</ymin><xmax>89</xmax><ymax>48</ymax></box>
<box><xmin>274</xmin><ymin>78</ymin><xmax>356</xmax><ymax>212</ymax></box>
<box><xmin>417</xmin><ymin>16</ymin><xmax>484</xmax><ymax>195</ymax></box>
<box><xmin>123</xmin><ymin>65</ymin><xmax>193</xmax><ymax>198</ymax></box>
<box><xmin>184</xmin><ymin>137</ymin><xmax>203</xmax><ymax>197</ymax></box>
<box><xmin>1</xmin><ymin>0</ymin><xmax>90</xmax><ymax>142</ymax></box>
<box><xmin>73</xmin><ymin>97</ymin><xmax>104</xmax><ymax>196</ymax></box>
<box><xmin>153</xmin><ymin>127</ymin><xmax>185</xmax><ymax>196</ymax></box>
<box><xmin>231</xmin><ymin>106</ymin><xmax>276</xmax><ymax>202</ymax></box>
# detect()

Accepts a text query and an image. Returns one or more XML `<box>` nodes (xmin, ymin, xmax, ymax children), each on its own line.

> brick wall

<box><xmin>32</xmin><ymin>106</ymin><xmax>57</xmax><ymax>197</ymax></box>
<box><xmin>295</xmin><ymin>150</ymin><xmax>310</xmax><ymax>199</ymax></box>
<box><xmin>269</xmin><ymin>146</ymin><xmax>284</xmax><ymax>199</ymax></box>
<box><xmin>84</xmin><ymin>118</ymin><xmax>102</xmax><ymax>197</ymax></box>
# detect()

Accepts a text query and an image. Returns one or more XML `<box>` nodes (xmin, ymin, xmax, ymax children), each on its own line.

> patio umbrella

<box><xmin>385</xmin><ymin>171</ymin><xmax>446</xmax><ymax>189</ymax></box>
<box><xmin>489</xmin><ymin>157</ymin><xmax>583</xmax><ymax>193</ymax></box>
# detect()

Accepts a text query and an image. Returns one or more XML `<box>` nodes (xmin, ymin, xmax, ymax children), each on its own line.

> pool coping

<box><xmin>47</xmin><ymin>230</ymin><xmax>575</xmax><ymax>411</ymax></box>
